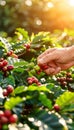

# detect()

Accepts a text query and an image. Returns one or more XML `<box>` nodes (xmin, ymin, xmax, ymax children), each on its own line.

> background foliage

<box><xmin>0</xmin><ymin>0</ymin><xmax>74</xmax><ymax>36</ymax></box>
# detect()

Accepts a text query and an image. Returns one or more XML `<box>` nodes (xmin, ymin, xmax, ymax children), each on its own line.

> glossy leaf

<box><xmin>14</xmin><ymin>86</ymin><xmax>25</xmax><ymax>94</ymax></box>
<box><xmin>56</xmin><ymin>91</ymin><xmax>74</xmax><ymax>111</ymax></box>
<box><xmin>39</xmin><ymin>92</ymin><xmax>52</xmax><ymax>109</ymax></box>
<box><xmin>4</xmin><ymin>97</ymin><xmax>24</xmax><ymax>110</ymax></box>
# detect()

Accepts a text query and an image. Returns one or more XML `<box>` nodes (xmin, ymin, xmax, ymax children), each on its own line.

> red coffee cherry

<box><xmin>61</xmin><ymin>81</ymin><xmax>67</xmax><ymax>86</ymax></box>
<box><xmin>7</xmin><ymin>65</ymin><xmax>14</xmax><ymax>71</ymax></box>
<box><xmin>24</xmin><ymin>44</ymin><xmax>30</xmax><ymax>50</ymax></box>
<box><xmin>7</xmin><ymin>50</ymin><xmax>14</xmax><ymax>56</ymax></box>
<box><xmin>27</xmin><ymin>77</ymin><xmax>39</xmax><ymax>85</ymax></box>
<box><xmin>37</xmin><ymin>82</ymin><xmax>41</xmax><ymax>86</ymax></box>
<box><xmin>3</xmin><ymin>89</ymin><xmax>8</xmax><ymax>97</ymax></box>
<box><xmin>9</xmin><ymin>114</ymin><xmax>18</xmax><ymax>123</ymax></box>
<box><xmin>0</xmin><ymin>62</ymin><xmax>4</xmax><ymax>68</ymax></box>
<box><xmin>2</xmin><ymin>60</ymin><xmax>8</xmax><ymax>66</ymax></box>
<box><xmin>6</xmin><ymin>85</ymin><xmax>14</xmax><ymax>94</ymax></box>
<box><xmin>66</xmin><ymin>77</ymin><xmax>73</xmax><ymax>82</ymax></box>
<box><xmin>27</xmin><ymin>80</ymin><xmax>33</xmax><ymax>84</ymax></box>
<box><xmin>1</xmin><ymin>116</ymin><xmax>8</xmax><ymax>124</ymax></box>
<box><xmin>2</xmin><ymin>66</ymin><xmax>7</xmax><ymax>72</ymax></box>
<box><xmin>54</xmin><ymin>104</ymin><xmax>60</xmax><ymax>112</ymax></box>
<box><xmin>0</xmin><ymin>111</ymin><xmax>4</xmax><ymax>118</ymax></box>
<box><xmin>4</xmin><ymin>110</ymin><xmax>12</xmax><ymax>118</ymax></box>
<box><xmin>0</xmin><ymin>58</ymin><xmax>4</xmax><ymax>62</ymax></box>
<box><xmin>32</xmin><ymin>77</ymin><xmax>38</xmax><ymax>83</ymax></box>
<box><xmin>39</xmin><ymin>64</ymin><xmax>49</xmax><ymax>70</ymax></box>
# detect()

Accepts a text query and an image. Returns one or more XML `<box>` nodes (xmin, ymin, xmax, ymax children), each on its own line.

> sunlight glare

<box><xmin>0</xmin><ymin>0</ymin><xmax>6</xmax><ymax>6</ymax></box>
<box><xmin>25</xmin><ymin>0</ymin><xmax>32</xmax><ymax>6</ymax></box>
<box><xmin>68</xmin><ymin>0</ymin><xmax>74</xmax><ymax>6</ymax></box>
<box><xmin>47</xmin><ymin>2</ymin><xmax>54</xmax><ymax>8</ymax></box>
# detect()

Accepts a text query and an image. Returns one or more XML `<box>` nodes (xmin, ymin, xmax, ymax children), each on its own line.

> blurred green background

<box><xmin>0</xmin><ymin>0</ymin><xmax>74</xmax><ymax>36</ymax></box>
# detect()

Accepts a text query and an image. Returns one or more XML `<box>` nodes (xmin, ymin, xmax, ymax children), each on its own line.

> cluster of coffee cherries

<box><xmin>3</xmin><ymin>85</ymin><xmax>14</xmax><ymax>97</ymax></box>
<box><xmin>27</xmin><ymin>76</ymin><xmax>41</xmax><ymax>86</ymax></box>
<box><xmin>57</xmin><ymin>72</ymin><xmax>73</xmax><ymax>91</ymax></box>
<box><xmin>0</xmin><ymin>109</ymin><xmax>18</xmax><ymax>130</ymax></box>
<box><xmin>7</xmin><ymin>50</ymin><xmax>18</xmax><ymax>58</ymax></box>
<box><xmin>0</xmin><ymin>58</ymin><xmax>14</xmax><ymax>77</ymax></box>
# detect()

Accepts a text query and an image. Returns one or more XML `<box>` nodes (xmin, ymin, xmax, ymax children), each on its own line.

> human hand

<box><xmin>37</xmin><ymin>47</ymin><xmax>74</xmax><ymax>75</ymax></box>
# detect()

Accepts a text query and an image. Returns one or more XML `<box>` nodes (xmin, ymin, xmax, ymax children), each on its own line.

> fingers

<box><xmin>38</xmin><ymin>48</ymin><xmax>56</xmax><ymax>59</ymax></box>
<box><xmin>51</xmin><ymin>67</ymin><xmax>61</xmax><ymax>75</ymax></box>
<box><xmin>38</xmin><ymin>51</ymin><xmax>58</xmax><ymax>65</ymax></box>
<box><xmin>44</xmin><ymin>67</ymin><xmax>56</xmax><ymax>75</ymax></box>
<box><xmin>48</xmin><ymin>61</ymin><xmax>57</xmax><ymax>68</ymax></box>
<box><xmin>44</xmin><ymin>67</ymin><xmax>61</xmax><ymax>75</ymax></box>
<box><xmin>44</xmin><ymin>61</ymin><xmax>74</xmax><ymax>75</ymax></box>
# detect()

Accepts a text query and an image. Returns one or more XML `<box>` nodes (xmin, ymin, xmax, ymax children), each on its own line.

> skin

<box><xmin>37</xmin><ymin>46</ymin><xmax>74</xmax><ymax>75</ymax></box>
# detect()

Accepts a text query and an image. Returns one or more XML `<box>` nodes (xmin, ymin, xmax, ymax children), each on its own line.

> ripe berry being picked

<box><xmin>38</xmin><ymin>64</ymin><xmax>49</xmax><ymax>70</ymax></box>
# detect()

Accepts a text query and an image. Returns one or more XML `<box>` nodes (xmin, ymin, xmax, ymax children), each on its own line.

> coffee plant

<box><xmin>0</xmin><ymin>28</ymin><xmax>74</xmax><ymax>130</ymax></box>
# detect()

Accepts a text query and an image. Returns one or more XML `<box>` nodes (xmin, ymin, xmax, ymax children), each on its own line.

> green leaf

<box><xmin>13</xmin><ymin>68</ymin><xmax>25</xmax><ymax>73</ymax></box>
<box><xmin>0</xmin><ymin>72</ymin><xmax>3</xmax><ymax>82</ymax></box>
<box><xmin>56</xmin><ymin>91</ymin><xmax>74</xmax><ymax>111</ymax></box>
<box><xmin>39</xmin><ymin>92</ymin><xmax>52</xmax><ymax>109</ymax></box>
<box><xmin>0</xmin><ymin>37</ymin><xmax>12</xmax><ymax>51</ymax></box>
<box><xmin>14</xmin><ymin>86</ymin><xmax>25</xmax><ymax>94</ymax></box>
<box><xmin>7</xmin><ymin>57</ymin><xmax>19</xmax><ymax>65</ymax></box>
<box><xmin>27</xmin><ymin>85</ymin><xmax>50</xmax><ymax>92</ymax></box>
<box><xmin>63</xmin><ymin>104</ymin><xmax>74</xmax><ymax>112</ymax></box>
<box><xmin>6</xmin><ymin>75</ymin><xmax>15</xmax><ymax>86</ymax></box>
<box><xmin>16</xmin><ymin>28</ymin><xmax>29</xmax><ymax>41</ymax></box>
<box><xmin>32</xmin><ymin>32</ymin><xmax>50</xmax><ymax>44</ymax></box>
<box><xmin>4</xmin><ymin>97</ymin><xmax>23</xmax><ymax>110</ymax></box>
<box><xmin>13</xmin><ymin>60</ymin><xmax>28</xmax><ymax>67</ymax></box>
<box><xmin>2</xmin><ymin>75</ymin><xmax>15</xmax><ymax>87</ymax></box>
